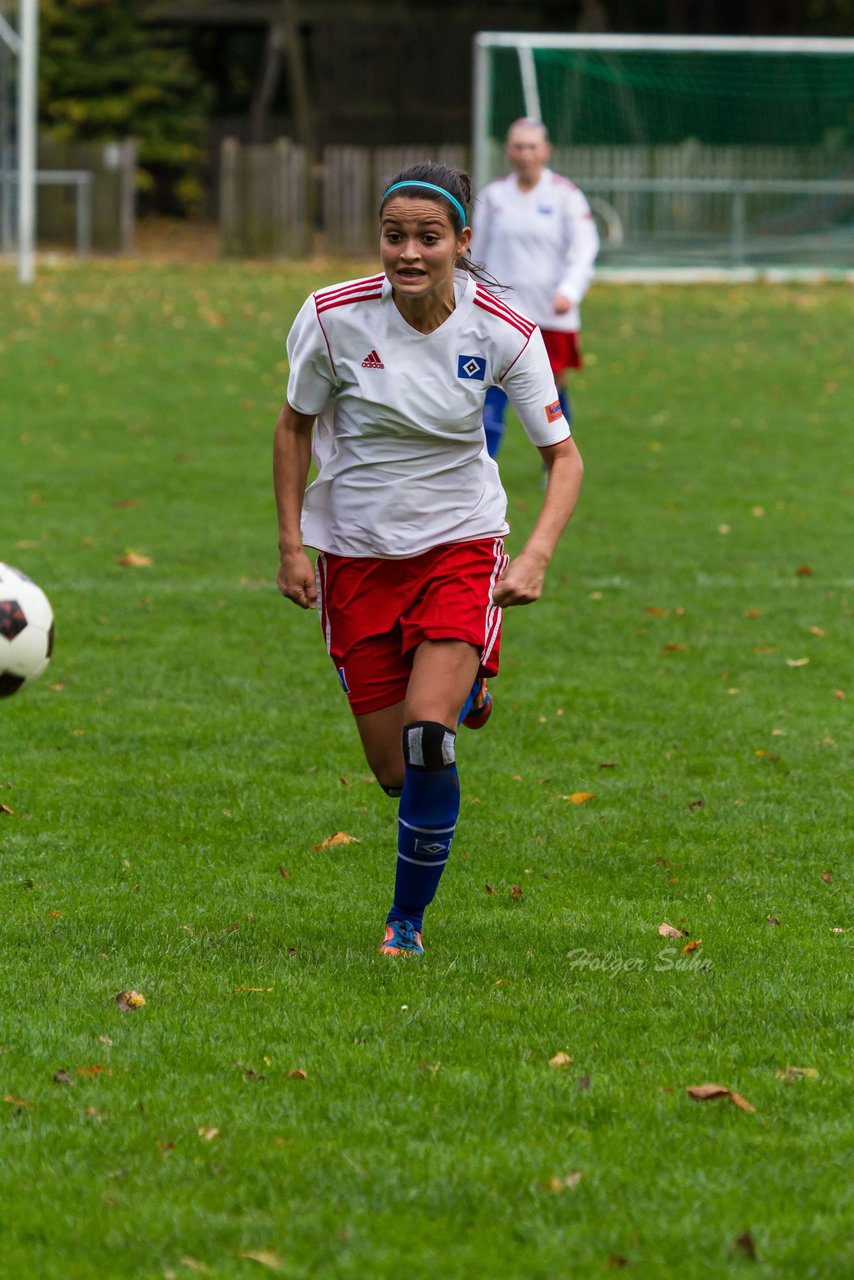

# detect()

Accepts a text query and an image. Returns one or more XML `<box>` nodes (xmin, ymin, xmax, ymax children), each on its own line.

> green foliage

<box><xmin>39</xmin><ymin>0</ymin><xmax>212</xmax><ymax>213</ymax></box>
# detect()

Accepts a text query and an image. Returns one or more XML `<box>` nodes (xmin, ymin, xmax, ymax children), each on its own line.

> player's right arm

<box><xmin>275</xmin><ymin>292</ymin><xmax>338</xmax><ymax>609</ymax></box>
<box><xmin>273</xmin><ymin>404</ymin><xmax>317</xmax><ymax>609</ymax></box>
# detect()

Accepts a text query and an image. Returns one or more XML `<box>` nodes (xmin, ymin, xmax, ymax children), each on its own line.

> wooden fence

<box><xmin>220</xmin><ymin>139</ymin><xmax>467</xmax><ymax>258</ymax></box>
<box><xmin>220</xmin><ymin>137</ymin><xmax>854</xmax><ymax>259</ymax></box>
<box><xmin>36</xmin><ymin>139</ymin><xmax>136</xmax><ymax>252</ymax></box>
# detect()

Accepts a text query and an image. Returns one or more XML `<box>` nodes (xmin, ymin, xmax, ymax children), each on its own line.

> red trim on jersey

<box><xmin>550</xmin><ymin>174</ymin><xmax>579</xmax><ymax>192</ymax></box>
<box><xmin>313</xmin><ymin>307</ymin><xmax>336</xmax><ymax>376</ymax></box>
<box><xmin>315</xmin><ymin>288</ymin><xmax>383</xmax><ymax>316</ymax></box>
<box><xmin>474</xmin><ymin>286</ymin><xmax>535</xmax><ymax>335</ymax></box>
<box><xmin>315</xmin><ymin>274</ymin><xmax>385</xmax><ymax>305</ymax></box>
<box><xmin>474</xmin><ymin>294</ymin><xmax>535</xmax><ymax>341</ymax></box>
<box><xmin>497</xmin><ymin>332</ymin><xmax>533</xmax><ymax>382</ymax></box>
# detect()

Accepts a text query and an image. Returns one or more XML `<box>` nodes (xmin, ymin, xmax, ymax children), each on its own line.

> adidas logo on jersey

<box><xmin>361</xmin><ymin>349</ymin><xmax>384</xmax><ymax>369</ymax></box>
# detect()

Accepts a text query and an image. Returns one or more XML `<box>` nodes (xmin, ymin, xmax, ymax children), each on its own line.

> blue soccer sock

<box><xmin>558</xmin><ymin>388</ymin><xmax>572</xmax><ymax>425</ymax></box>
<box><xmin>483</xmin><ymin>386</ymin><xmax>508</xmax><ymax>459</ymax></box>
<box><xmin>457</xmin><ymin>672</ymin><xmax>483</xmax><ymax>726</ymax></box>
<box><xmin>386</xmin><ymin>721</ymin><xmax>460</xmax><ymax>934</ymax></box>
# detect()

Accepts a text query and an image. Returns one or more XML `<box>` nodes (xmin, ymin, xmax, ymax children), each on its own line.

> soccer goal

<box><xmin>0</xmin><ymin>0</ymin><xmax>38</xmax><ymax>283</ymax></box>
<box><xmin>473</xmin><ymin>34</ymin><xmax>854</xmax><ymax>276</ymax></box>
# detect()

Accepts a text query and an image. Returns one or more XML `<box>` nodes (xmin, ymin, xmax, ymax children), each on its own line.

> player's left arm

<box><xmin>554</xmin><ymin>187</ymin><xmax>600</xmax><ymax>315</ymax></box>
<box><xmin>492</xmin><ymin>436</ymin><xmax>583</xmax><ymax>607</ymax></box>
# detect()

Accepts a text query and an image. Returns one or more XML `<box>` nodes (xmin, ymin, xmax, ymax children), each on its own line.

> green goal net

<box><xmin>473</xmin><ymin>35</ymin><xmax>854</xmax><ymax>273</ymax></box>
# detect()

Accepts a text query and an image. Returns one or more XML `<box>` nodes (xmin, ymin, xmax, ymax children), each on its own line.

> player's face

<box><xmin>505</xmin><ymin>127</ymin><xmax>550</xmax><ymax>183</ymax></box>
<box><xmin>380</xmin><ymin>198</ymin><xmax>471</xmax><ymax>303</ymax></box>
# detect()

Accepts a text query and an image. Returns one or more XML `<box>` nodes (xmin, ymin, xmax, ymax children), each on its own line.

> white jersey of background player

<box><xmin>286</xmin><ymin>269</ymin><xmax>570</xmax><ymax>559</ymax></box>
<box><xmin>470</xmin><ymin>118</ymin><xmax>599</xmax><ymax>459</ymax></box>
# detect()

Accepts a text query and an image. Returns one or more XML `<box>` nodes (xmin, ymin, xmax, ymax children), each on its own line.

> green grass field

<box><xmin>1</xmin><ymin>262</ymin><xmax>851</xmax><ymax>1280</ymax></box>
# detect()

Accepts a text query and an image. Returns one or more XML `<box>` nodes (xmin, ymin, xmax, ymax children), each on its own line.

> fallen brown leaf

<box><xmin>563</xmin><ymin>792</ymin><xmax>596</xmax><ymax>804</ymax></box>
<box><xmin>179</xmin><ymin>1259</ymin><xmax>210</xmax><ymax>1275</ymax></box>
<box><xmin>765</xmin><ymin>915</ymin><xmax>781</xmax><ymax>928</ymax></box>
<box><xmin>3</xmin><ymin>1094</ymin><xmax>33</xmax><ymax>1107</ymax></box>
<box><xmin>687</xmin><ymin>1083</ymin><xmax>755</xmax><ymax>1112</ymax></box>
<box><xmin>116</xmin><ymin>551</ymin><xmax>153</xmax><ymax>568</ymax></box>
<box><xmin>687</xmin><ymin>1083</ymin><xmax>731</xmax><ymax>1101</ymax></box>
<box><xmin>645</xmin><ymin>606</ymin><xmax>668</xmax><ymax>616</ymax></box>
<box><xmin>197</xmin><ymin>1126</ymin><xmax>220</xmax><ymax>1141</ymax></box>
<box><xmin>509</xmin><ymin>884</ymin><xmax>524</xmax><ymax>900</ymax></box>
<box><xmin>115</xmin><ymin>989</ymin><xmax>146</xmax><ymax>1012</ymax></box>
<box><xmin>0</xmin><ymin>803</ymin><xmax>13</xmax><ymax>816</ymax></box>
<box><xmin>606</xmin><ymin>1256</ymin><xmax>630</xmax><ymax>1270</ymax></box>
<box><xmin>682</xmin><ymin>939</ymin><xmax>702</xmax><ymax>954</ymax></box>
<box><xmin>776</xmin><ymin>1066</ymin><xmax>819</xmax><ymax>1082</ymax></box>
<box><xmin>549</xmin><ymin>1051</ymin><xmax>573</xmax><ymax>1069</ymax></box>
<box><xmin>75</xmin><ymin>1064</ymin><xmax>111</xmax><ymax>1077</ymax></box>
<box><xmin>658</xmin><ymin>922</ymin><xmax>686</xmax><ymax>939</ymax></box>
<box><xmin>785</xmin><ymin>657</ymin><xmax>810</xmax><ymax>667</ymax></box>
<box><xmin>312</xmin><ymin>831</ymin><xmax>361</xmax><ymax>850</ymax></box>
<box><xmin>238</xmin><ymin>1251</ymin><xmax>285</xmax><ymax>1272</ymax></box>
<box><xmin>288</xmin><ymin>1069</ymin><xmax>307</xmax><ymax>1080</ymax></box>
<box><xmin>796</xmin><ymin>564</ymin><xmax>812</xmax><ymax>575</ymax></box>
<box><xmin>833</xmin><ymin>689</ymin><xmax>845</xmax><ymax>699</ymax></box>
<box><xmin>662</xmin><ymin>642</ymin><xmax>687</xmax><ymax>652</ymax></box>
<box><xmin>732</xmin><ymin>1232</ymin><xmax>757</xmax><ymax>1261</ymax></box>
<box><xmin>231</xmin><ymin>986</ymin><xmax>274</xmax><ymax>994</ymax></box>
<box><xmin>821</xmin><ymin>871</ymin><xmax>832</xmax><ymax>884</ymax></box>
<box><xmin>52</xmin><ymin>1070</ymin><xmax>74</xmax><ymax>1085</ymax></box>
<box><xmin>598</xmin><ymin>761</ymin><xmax>618</xmax><ymax>769</ymax></box>
<box><xmin>548</xmin><ymin>1169</ymin><xmax>582</xmax><ymax>1192</ymax></box>
<box><xmin>484</xmin><ymin>883</ymin><xmax>496</xmax><ymax>895</ymax></box>
<box><xmin>744</xmin><ymin>609</ymin><xmax>762</xmax><ymax>618</ymax></box>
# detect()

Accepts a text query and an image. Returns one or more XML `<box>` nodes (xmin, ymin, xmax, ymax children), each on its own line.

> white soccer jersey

<box><xmin>470</xmin><ymin>169</ymin><xmax>599</xmax><ymax>334</ymax></box>
<box><xmin>286</xmin><ymin>270</ymin><xmax>569</xmax><ymax>559</ymax></box>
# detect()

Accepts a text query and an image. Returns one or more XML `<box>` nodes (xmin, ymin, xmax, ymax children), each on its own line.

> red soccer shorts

<box><xmin>541</xmin><ymin>329</ymin><xmax>582</xmax><ymax>375</ymax></box>
<box><xmin>315</xmin><ymin>537</ymin><xmax>508</xmax><ymax>715</ymax></box>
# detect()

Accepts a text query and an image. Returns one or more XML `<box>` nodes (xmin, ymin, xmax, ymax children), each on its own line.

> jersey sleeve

<box><xmin>557</xmin><ymin>186</ymin><xmax>599</xmax><ymax>306</ymax></box>
<box><xmin>286</xmin><ymin>294</ymin><xmax>337</xmax><ymax>415</ymax></box>
<box><xmin>500</xmin><ymin>328</ymin><xmax>570</xmax><ymax>447</ymax></box>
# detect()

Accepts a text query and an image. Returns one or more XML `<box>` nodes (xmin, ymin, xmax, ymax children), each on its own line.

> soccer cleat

<box><xmin>379</xmin><ymin>919</ymin><xmax>424</xmax><ymax>956</ymax></box>
<box><xmin>461</xmin><ymin>678</ymin><xmax>493</xmax><ymax>730</ymax></box>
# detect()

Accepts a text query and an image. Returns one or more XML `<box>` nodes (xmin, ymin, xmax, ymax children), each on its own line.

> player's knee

<box><xmin>402</xmin><ymin>721</ymin><xmax>456</xmax><ymax>771</ymax></box>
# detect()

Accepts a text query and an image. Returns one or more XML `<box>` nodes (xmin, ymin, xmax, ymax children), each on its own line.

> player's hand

<box><xmin>491</xmin><ymin>552</ymin><xmax>546</xmax><ymax>607</ymax></box>
<box><xmin>277</xmin><ymin>549</ymin><xmax>317</xmax><ymax>609</ymax></box>
<box><xmin>553</xmin><ymin>293</ymin><xmax>573</xmax><ymax>315</ymax></box>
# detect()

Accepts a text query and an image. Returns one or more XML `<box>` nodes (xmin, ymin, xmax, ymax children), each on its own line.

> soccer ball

<box><xmin>0</xmin><ymin>563</ymin><xmax>55</xmax><ymax>697</ymax></box>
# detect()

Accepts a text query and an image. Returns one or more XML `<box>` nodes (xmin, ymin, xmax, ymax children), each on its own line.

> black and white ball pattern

<box><xmin>0</xmin><ymin>563</ymin><xmax>55</xmax><ymax>697</ymax></box>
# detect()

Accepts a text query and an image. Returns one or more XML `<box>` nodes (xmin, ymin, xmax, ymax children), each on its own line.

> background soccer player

<box><xmin>274</xmin><ymin>162</ymin><xmax>583</xmax><ymax>956</ymax></box>
<box><xmin>471</xmin><ymin>118</ymin><xmax>599</xmax><ymax>458</ymax></box>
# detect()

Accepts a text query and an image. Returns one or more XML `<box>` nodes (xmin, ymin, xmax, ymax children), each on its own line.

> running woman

<box><xmin>471</xmin><ymin>118</ymin><xmax>599</xmax><ymax>458</ymax></box>
<box><xmin>274</xmin><ymin>161</ymin><xmax>583</xmax><ymax>956</ymax></box>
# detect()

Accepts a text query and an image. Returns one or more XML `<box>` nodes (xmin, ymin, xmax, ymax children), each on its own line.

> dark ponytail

<box><xmin>379</xmin><ymin>160</ymin><xmax>501</xmax><ymax>288</ymax></box>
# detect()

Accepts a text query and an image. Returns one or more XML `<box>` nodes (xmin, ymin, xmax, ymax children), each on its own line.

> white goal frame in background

<box><xmin>0</xmin><ymin>0</ymin><xmax>38</xmax><ymax>283</ymax></box>
<box><xmin>472</xmin><ymin>33</ymin><xmax>854</xmax><ymax>279</ymax></box>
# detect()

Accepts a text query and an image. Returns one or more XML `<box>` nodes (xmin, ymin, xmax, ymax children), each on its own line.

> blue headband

<box><xmin>382</xmin><ymin>181</ymin><xmax>468</xmax><ymax>229</ymax></box>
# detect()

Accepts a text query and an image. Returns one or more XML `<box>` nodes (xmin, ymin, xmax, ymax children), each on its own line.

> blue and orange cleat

<box><xmin>461</xmin><ymin>678</ymin><xmax>493</xmax><ymax>730</ymax></box>
<box><xmin>380</xmin><ymin>919</ymin><xmax>424</xmax><ymax>956</ymax></box>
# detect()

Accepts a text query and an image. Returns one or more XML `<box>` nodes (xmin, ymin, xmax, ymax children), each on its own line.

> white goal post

<box><xmin>0</xmin><ymin>0</ymin><xmax>38</xmax><ymax>283</ymax></box>
<box><xmin>472</xmin><ymin>33</ymin><xmax>854</xmax><ymax>275</ymax></box>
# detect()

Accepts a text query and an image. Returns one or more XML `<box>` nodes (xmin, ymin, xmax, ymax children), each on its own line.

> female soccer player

<box><xmin>471</xmin><ymin>118</ymin><xmax>599</xmax><ymax>458</ymax></box>
<box><xmin>274</xmin><ymin>162</ymin><xmax>583</xmax><ymax>956</ymax></box>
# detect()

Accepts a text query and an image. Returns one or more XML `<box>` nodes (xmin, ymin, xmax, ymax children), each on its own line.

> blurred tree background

<box><xmin>36</xmin><ymin>0</ymin><xmax>854</xmax><ymax>217</ymax></box>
